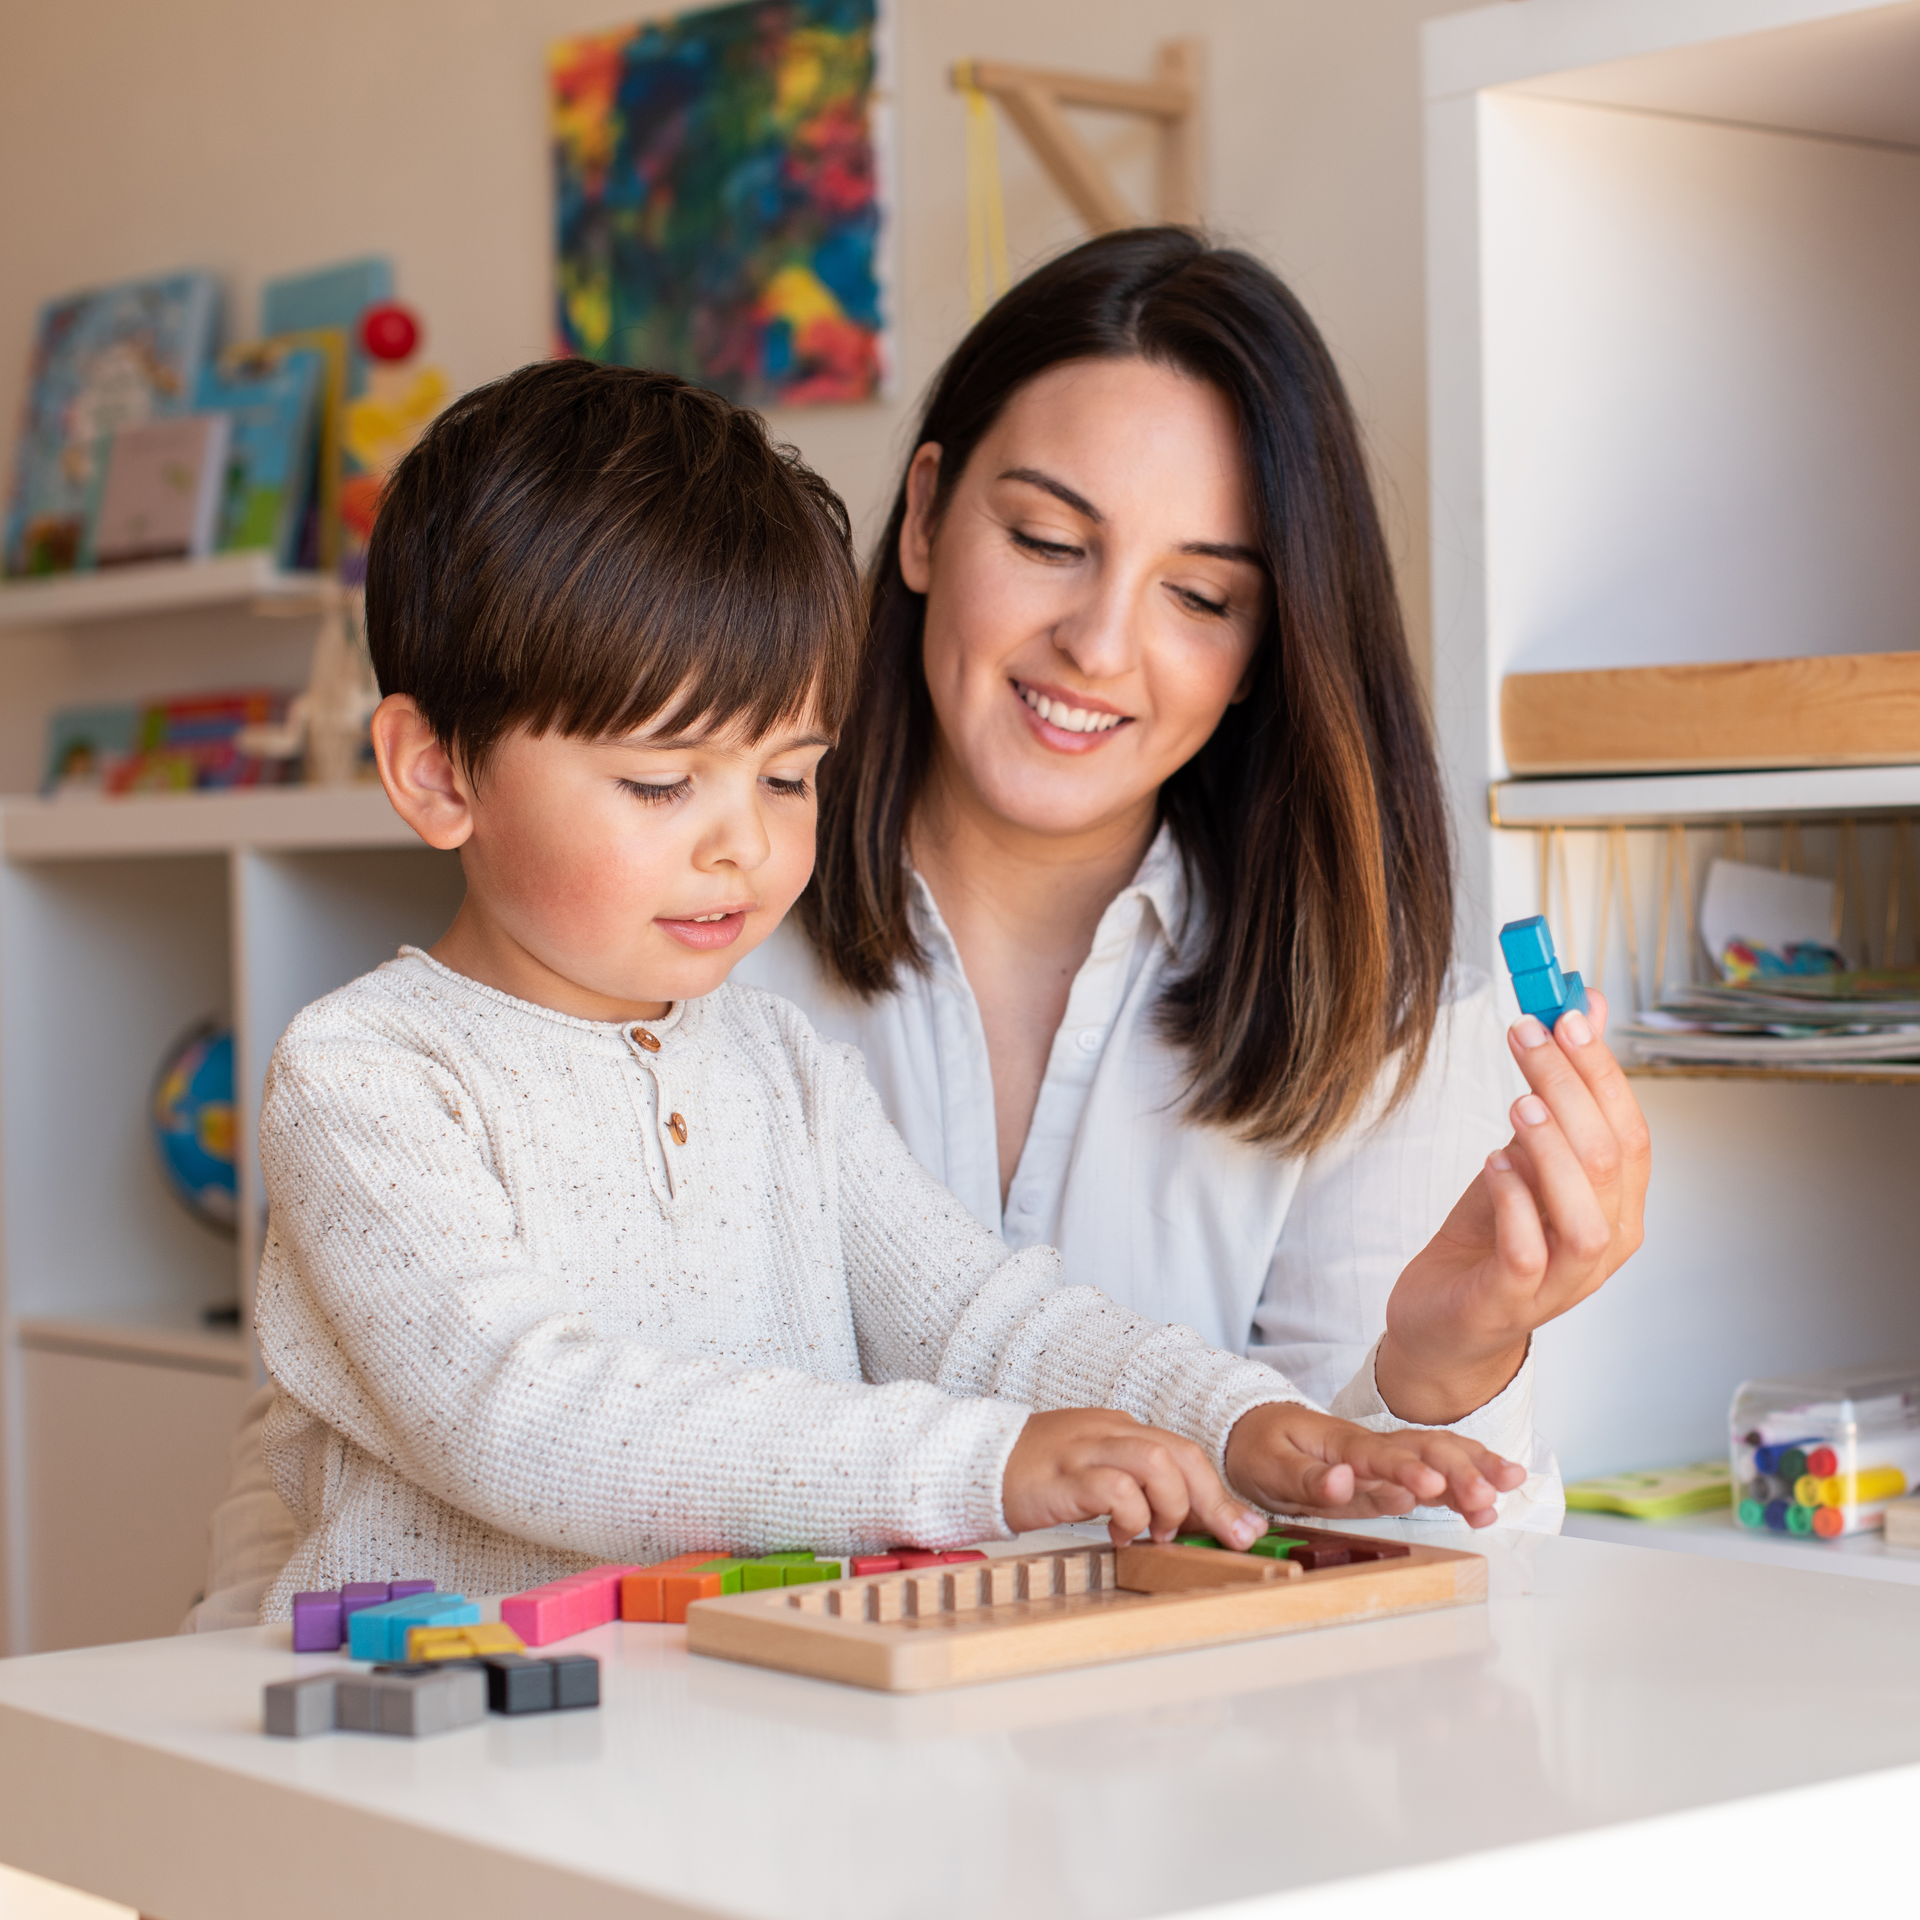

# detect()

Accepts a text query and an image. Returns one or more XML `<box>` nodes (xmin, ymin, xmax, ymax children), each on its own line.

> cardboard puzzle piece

<box><xmin>1498</xmin><ymin>914</ymin><xmax>1590</xmax><ymax>1030</ymax></box>
<box><xmin>685</xmin><ymin>1525</ymin><xmax>1483</xmax><ymax>1693</ymax></box>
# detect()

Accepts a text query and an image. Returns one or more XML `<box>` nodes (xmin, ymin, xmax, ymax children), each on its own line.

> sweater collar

<box><xmin>394</xmin><ymin>946</ymin><xmax>698</xmax><ymax>1043</ymax></box>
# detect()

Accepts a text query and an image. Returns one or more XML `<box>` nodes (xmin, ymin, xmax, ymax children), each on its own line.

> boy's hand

<box><xmin>1377</xmin><ymin>990</ymin><xmax>1651</xmax><ymax>1426</ymax></box>
<box><xmin>1224</xmin><ymin>1402</ymin><xmax>1526</xmax><ymax>1529</ymax></box>
<box><xmin>1003</xmin><ymin>1409</ymin><xmax>1268</xmax><ymax>1549</ymax></box>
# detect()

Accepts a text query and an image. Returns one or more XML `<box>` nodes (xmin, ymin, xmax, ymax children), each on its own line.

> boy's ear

<box><xmin>370</xmin><ymin>694</ymin><xmax>474</xmax><ymax>850</ymax></box>
<box><xmin>898</xmin><ymin>442</ymin><xmax>942</xmax><ymax>594</ymax></box>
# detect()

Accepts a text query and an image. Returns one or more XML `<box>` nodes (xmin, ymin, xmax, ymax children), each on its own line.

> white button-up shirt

<box><xmin>740</xmin><ymin>826</ymin><xmax>1563</xmax><ymax>1529</ymax></box>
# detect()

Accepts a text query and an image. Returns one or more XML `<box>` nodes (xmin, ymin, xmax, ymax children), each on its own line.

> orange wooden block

<box><xmin>662</xmin><ymin>1571</ymin><xmax>725</xmax><ymax>1624</ymax></box>
<box><xmin>621</xmin><ymin>1554</ymin><xmax>725</xmax><ymax>1624</ymax></box>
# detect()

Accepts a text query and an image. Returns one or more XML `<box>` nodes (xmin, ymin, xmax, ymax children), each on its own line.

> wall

<box><xmin>0</xmin><ymin>0</ymin><xmax>1476</xmax><ymax>795</ymax></box>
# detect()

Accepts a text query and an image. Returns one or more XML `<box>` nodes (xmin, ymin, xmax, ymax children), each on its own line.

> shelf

<box><xmin>1489</xmin><ymin>763</ymin><xmax>1920</xmax><ymax>827</ymax></box>
<box><xmin>15</xmin><ymin>1312</ymin><xmax>248</xmax><ymax>1378</ymax></box>
<box><xmin>1626</xmin><ymin>1062</ymin><xmax>1920</xmax><ymax>1084</ymax></box>
<box><xmin>1561</xmin><ymin>1504</ymin><xmax>1920</xmax><ymax>1589</ymax></box>
<box><xmin>0</xmin><ymin>785</ymin><xmax>416</xmax><ymax>860</ymax></box>
<box><xmin>0</xmin><ymin>553</ymin><xmax>326</xmax><ymax>630</ymax></box>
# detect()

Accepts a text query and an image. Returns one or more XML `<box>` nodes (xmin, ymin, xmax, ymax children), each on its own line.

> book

<box><xmin>2</xmin><ymin>272</ymin><xmax>221</xmax><ymax>578</ymax></box>
<box><xmin>110</xmin><ymin>691</ymin><xmax>296</xmax><ymax>792</ymax></box>
<box><xmin>88</xmin><ymin>415</ymin><xmax>231</xmax><ymax>567</ymax></box>
<box><xmin>262</xmin><ymin>328</ymin><xmax>347</xmax><ymax>570</ymax></box>
<box><xmin>42</xmin><ymin>704</ymin><xmax>140</xmax><ymax>796</ymax></box>
<box><xmin>196</xmin><ymin>341</ymin><xmax>325</xmax><ymax>567</ymax></box>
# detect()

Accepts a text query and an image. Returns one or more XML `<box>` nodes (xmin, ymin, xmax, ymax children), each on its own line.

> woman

<box><xmin>740</xmin><ymin>228</ymin><xmax>1648</xmax><ymax>1528</ymax></box>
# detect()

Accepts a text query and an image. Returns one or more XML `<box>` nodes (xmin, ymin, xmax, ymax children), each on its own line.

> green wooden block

<box><xmin>1247</xmin><ymin>1534</ymin><xmax>1308</xmax><ymax>1560</ymax></box>
<box><xmin>1171</xmin><ymin>1533</ymin><xmax>1219</xmax><ymax>1550</ymax></box>
<box><xmin>741</xmin><ymin>1563</ymin><xmax>787</xmax><ymax>1591</ymax></box>
<box><xmin>758</xmin><ymin>1552</ymin><xmax>816</xmax><ymax>1565</ymax></box>
<box><xmin>783</xmin><ymin>1561</ymin><xmax>838</xmax><ymax>1585</ymax></box>
<box><xmin>696</xmin><ymin>1559</ymin><xmax>755</xmax><ymax>1595</ymax></box>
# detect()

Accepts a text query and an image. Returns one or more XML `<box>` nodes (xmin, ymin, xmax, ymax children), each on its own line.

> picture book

<box><xmin>42</xmin><ymin>704</ymin><xmax>139</xmax><ymax>797</ymax></box>
<box><xmin>263</xmin><ymin>327</ymin><xmax>347</xmax><ymax>570</ymax></box>
<box><xmin>89</xmin><ymin>414</ymin><xmax>231</xmax><ymax>567</ymax></box>
<box><xmin>3</xmin><ymin>272</ymin><xmax>221</xmax><ymax>577</ymax></box>
<box><xmin>196</xmin><ymin>341</ymin><xmax>325</xmax><ymax>567</ymax></box>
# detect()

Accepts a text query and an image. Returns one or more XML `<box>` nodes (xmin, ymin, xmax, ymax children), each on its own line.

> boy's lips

<box><xmin>656</xmin><ymin>909</ymin><xmax>750</xmax><ymax>951</ymax></box>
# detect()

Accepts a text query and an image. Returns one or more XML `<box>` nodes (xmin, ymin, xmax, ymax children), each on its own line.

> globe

<box><xmin>151</xmin><ymin>1024</ymin><xmax>237</xmax><ymax>1232</ymax></box>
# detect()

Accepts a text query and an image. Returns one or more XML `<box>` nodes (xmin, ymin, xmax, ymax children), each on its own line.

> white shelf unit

<box><xmin>1424</xmin><ymin>0</ymin><xmax>1920</xmax><ymax>1492</ymax></box>
<box><xmin>0</xmin><ymin>787</ymin><xmax>463</xmax><ymax>1653</ymax></box>
<box><xmin>0</xmin><ymin>553</ymin><xmax>324</xmax><ymax>630</ymax></box>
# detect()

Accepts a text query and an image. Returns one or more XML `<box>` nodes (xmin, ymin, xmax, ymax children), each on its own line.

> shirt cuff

<box><xmin>1327</xmin><ymin>1336</ymin><xmax>1562</xmax><ymax>1530</ymax></box>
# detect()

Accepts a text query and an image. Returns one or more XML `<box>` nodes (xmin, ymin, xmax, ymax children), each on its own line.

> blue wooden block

<box><xmin>1498</xmin><ymin>915</ymin><xmax>1556</xmax><ymax>974</ymax></box>
<box><xmin>347</xmin><ymin>1592</ymin><xmax>478</xmax><ymax>1662</ymax></box>
<box><xmin>1510</xmin><ymin>960</ymin><xmax>1567</xmax><ymax>1016</ymax></box>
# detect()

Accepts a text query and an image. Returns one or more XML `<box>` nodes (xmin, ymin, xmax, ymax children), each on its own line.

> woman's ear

<box><xmin>370</xmin><ymin>694</ymin><xmax>475</xmax><ymax>850</ymax></box>
<box><xmin>898</xmin><ymin>442</ymin><xmax>943</xmax><ymax>593</ymax></box>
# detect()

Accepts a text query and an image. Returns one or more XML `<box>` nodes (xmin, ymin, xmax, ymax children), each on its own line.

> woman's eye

<box><xmin>1173</xmin><ymin>584</ymin><xmax>1230</xmax><ymax>618</ymax></box>
<box><xmin>1009</xmin><ymin>528</ymin><xmax>1082</xmax><ymax>562</ymax></box>
<box><xmin>765</xmin><ymin>775</ymin><xmax>813</xmax><ymax>800</ymax></box>
<box><xmin>619</xmin><ymin>777</ymin><xmax>690</xmax><ymax>806</ymax></box>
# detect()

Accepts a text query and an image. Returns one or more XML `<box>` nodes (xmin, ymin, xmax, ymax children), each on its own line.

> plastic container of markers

<box><xmin>1730</xmin><ymin>1364</ymin><xmax>1920</xmax><ymax>1541</ymax></box>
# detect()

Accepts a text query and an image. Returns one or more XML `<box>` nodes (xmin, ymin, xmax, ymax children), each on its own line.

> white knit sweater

<box><xmin>254</xmin><ymin>950</ymin><xmax>1306</xmax><ymax>1620</ymax></box>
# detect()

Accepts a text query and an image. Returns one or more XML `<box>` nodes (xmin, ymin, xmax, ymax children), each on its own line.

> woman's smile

<box><xmin>1010</xmin><ymin>676</ymin><xmax>1133</xmax><ymax>751</ymax></box>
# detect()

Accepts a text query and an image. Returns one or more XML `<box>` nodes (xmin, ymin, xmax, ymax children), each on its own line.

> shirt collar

<box><xmin>905</xmin><ymin>819</ymin><xmax>1194</xmax><ymax>966</ymax></box>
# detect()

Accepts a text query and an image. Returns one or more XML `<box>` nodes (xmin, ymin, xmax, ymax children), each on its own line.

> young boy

<box><xmin>252</xmin><ymin>362</ymin><xmax>1520</xmax><ymax>1617</ymax></box>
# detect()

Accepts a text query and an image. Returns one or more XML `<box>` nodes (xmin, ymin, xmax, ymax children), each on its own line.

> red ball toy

<box><xmin>359</xmin><ymin>301</ymin><xmax>421</xmax><ymax>362</ymax></box>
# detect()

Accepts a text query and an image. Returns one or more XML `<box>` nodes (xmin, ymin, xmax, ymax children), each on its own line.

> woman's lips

<box><xmin>1011</xmin><ymin>678</ymin><xmax>1132</xmax><ymax>754</ymax></box>
<box><xmin>655</xmin><ymin>910</ymin><xmax>749</xmax><ymax>950</ymax></box>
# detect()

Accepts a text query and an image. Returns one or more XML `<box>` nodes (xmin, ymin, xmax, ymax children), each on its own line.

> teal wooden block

<box><xmin>347</xmin><ymin>1592</ymin><xmax>478</xmax><ymax>1662</ymax></box>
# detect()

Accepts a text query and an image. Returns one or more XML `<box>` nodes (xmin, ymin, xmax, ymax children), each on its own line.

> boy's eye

<box><xmin>618</xmin><ymin>777</ymin><xmax>690</xmax><ymax>806</ymax></box>
<box><xmin>1009</xmin><ymin>528</ymin><xmax>1082</xmax><ymax>563</ymax></box>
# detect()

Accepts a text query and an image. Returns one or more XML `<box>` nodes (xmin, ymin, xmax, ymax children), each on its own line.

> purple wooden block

<box><xmin>291</xmin><ymin>1591</ymin><xmax>344</xmax><ymax>1653</ymax></box>
<box><xmin>340</xmin><ymin>1582</ymin><xmax>391</xmax><ymax>1622</ymax></box>
<box><xmin>388</xmin><ymin>1578</ymin><xmax>436</xmax><ymax>1601</ymax></box>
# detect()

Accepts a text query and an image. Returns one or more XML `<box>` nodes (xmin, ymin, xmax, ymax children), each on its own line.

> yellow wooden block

<box><xmin>405</xmin><ymin>1620</ymin><xmax>527</xmax><ymax>1662</ymax></box>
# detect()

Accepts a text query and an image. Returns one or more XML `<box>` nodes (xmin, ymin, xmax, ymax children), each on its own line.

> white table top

<box><xmin>2</xmin><ymin>1524</ymin><xmax>1918</xmax><ymax>1920</ymax></box>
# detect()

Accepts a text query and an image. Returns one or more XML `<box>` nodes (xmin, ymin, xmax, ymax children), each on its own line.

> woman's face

<box><xmin>903</xmin><ymin>356</ymin><xmax>1268</xmax><ymax>845</ymax></box>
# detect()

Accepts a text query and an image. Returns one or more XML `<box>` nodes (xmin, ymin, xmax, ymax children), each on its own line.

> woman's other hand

<box><xmin>1377</xmin><ymin>989</ymin><xmax>1651</xmax><ymax>1425</ymax></box>
<box><xmin>1223</xmin><ymin>1402</ymin><xmax>1525</xmax><ymax>1528</ymax></box>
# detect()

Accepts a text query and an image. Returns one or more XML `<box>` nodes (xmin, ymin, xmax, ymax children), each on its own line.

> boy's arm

<box><xmin>830</xmin><ymin>1052</ymin><xmax>1523</xmax><ymax>1527</ymax></box>
<box><xmin>257</xmin><ymin>1033</ymin><xmax>1030</xmax><ymax>1557</ymax></box>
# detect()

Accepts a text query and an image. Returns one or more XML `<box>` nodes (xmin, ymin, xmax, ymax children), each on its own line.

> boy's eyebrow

<box><xmin>1001</xmin><ymin>468</ymin><xmax>1264</xmax><ymax>568</ymax></box>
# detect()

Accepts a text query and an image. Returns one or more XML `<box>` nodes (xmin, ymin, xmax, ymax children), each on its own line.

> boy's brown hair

<box><xmin>365</xmin><ymin>360</ymin><xmax>860</xmax><ymax>777</ymax></box>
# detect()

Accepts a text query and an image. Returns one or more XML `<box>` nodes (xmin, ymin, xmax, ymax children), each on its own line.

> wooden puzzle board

<box><xmin>686</xmin><ymin>1530</ymin><xmax>1485</xmax><ymax>1692</ymax></box>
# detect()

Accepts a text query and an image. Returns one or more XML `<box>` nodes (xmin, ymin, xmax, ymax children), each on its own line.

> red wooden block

<box><xmin>849</xmin><ymin>1555</ymin><xmax>903</xmax><ymax>1577</ymax></box>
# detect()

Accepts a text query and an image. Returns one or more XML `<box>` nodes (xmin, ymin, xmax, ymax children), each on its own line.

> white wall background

<box><xmin>0</xmin><ymin>0</ymin><xmax>1481</xmax><ymax>795</ymax></box>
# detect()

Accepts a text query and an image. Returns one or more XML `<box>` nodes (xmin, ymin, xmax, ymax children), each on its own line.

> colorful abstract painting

<box><xmin>550</xmin><ymin>0</ymin><xmax>886</xmax><ymax>407</ymax></box>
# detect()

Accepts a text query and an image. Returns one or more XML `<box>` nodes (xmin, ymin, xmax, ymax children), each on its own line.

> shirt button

<box><xmin>1075</xmin><ymin>1029</ymin><xmax>1102</xmax><ymax>1054</ymax></box>
<box><xmin>668</xmin><ymin>1112</ymin><xmax>688</xmax><ymax>1145</ymax></box>
<box><xmin>1014</xmin><ymin>1194</ymin><xmax>1037</xmax><ymax>1215</ymax></box>
<box><xmin>631</xmin><ymin>1028</ymin><xmax>661</xmax><ymax>1052</ymax></box>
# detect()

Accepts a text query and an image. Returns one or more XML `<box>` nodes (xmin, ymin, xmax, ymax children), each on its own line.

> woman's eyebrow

<box><xmin>999</xmin><ymin>467</ymin><xmax>1102</xmax><ymax>522</ymax></box>
<box><xmin>1180</xmin><ymin>539</ymin><xmax>1265</xmax><ymax>567</ymax></box>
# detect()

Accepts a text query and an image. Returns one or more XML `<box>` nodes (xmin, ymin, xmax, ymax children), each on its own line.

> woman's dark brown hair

<box><xmin>801</xmin><ymin>227</ymin><xmax>1453</xmax><ymax>1152</ymax></box>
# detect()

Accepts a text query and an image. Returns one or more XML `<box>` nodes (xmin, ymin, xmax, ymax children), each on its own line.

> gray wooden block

<box><xmin>263</xmin><ymin>1671</ymin><xmax>341</xmax><ymax>1739</ymax></box>
<box><xmin>334</xmin><ymin>1675</ymin><xmax>381</xmax><ymax>1732</ymax></box>
<box><xmin>377</xmin><ymin>1666</ymin><xmax>488</xmax><ymax>1737</ymax></box>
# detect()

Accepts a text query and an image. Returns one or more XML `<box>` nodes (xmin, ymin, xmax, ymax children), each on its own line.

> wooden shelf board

<box><xmin>1627</xmin><ymin>1062</ymin><xmax>1920</xmax><ymax>1085</ymax></box>
<box><xmin>1490</xmin><ymin>763</ymin><xmax>1920</xmax><ymax>827</ymax></box>
<box><xmin>0</xmin><ymin>553</ymin><xmax>325</xmax><ymax>629</ymax></box>
<box><xmin>15</xmin><ymin>1312</ymin><xmax>248</xmax><ymax>1377</ymax></box>
<box><xmin>1</xmin><ymin>785</ymin><xmax>417</xmax><ymax>860</ymax></box>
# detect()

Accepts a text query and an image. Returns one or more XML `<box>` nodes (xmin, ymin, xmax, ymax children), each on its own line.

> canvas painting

<box><xmin>550</xmin><ymin>0</ymin><xmax>887</xmax><ymax>407</ymax></box>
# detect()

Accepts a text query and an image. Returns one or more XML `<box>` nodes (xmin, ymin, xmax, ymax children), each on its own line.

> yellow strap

<box><xmin>959</xmin><ymin>66</ymin><xmax>1010</xmax><ymax>318</ymax></box>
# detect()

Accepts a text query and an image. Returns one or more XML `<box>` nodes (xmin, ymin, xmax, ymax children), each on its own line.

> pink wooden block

<box><xmin>500</xmin><ymin>1587</ymin><xmax>575</xmax><ymax>1647</ymax></box>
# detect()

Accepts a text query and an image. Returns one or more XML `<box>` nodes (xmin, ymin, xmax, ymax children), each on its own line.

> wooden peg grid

<box><xmin>685</xmin><ymin>1532</ymin><xmax>1484</xmax><ymax>1693</ymax></box>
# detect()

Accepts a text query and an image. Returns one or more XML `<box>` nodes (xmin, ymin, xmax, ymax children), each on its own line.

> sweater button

<box><xmin>668</xmin><ymin>1112</ymin><xmax>688</xmax><ymax>1145</ymax></box>
<box><xmin>631</xmin><ymin>1027</ymin><xmax>661</xmax><ymax>1051</ymax></box>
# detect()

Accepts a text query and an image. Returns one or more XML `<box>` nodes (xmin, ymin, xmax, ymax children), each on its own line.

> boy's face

<box><xmin>373</xmin><ymin>694</ymin><xmax>830</xmax><ymax>1022</ymax></box>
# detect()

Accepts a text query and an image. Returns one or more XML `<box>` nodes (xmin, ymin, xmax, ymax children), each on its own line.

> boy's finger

<box><xmin>1084</xmin><ymin>1467</ymin><xmax>1152</xmax><ymax>1547</ymax></box>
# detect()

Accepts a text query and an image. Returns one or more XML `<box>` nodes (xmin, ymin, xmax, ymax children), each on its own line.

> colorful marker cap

<box><xmin>1813</xmin><ymin>1505</ymin><xmax>1845</xmax><ymax>1539</ymax></box>
<box><xmin>1787</xmin><ymin>1503</ymin><xmax>1814</xmax><ymax>1535</ymax></box>
<box><xmin>1764</xmin><ymin>1499</ymin><xmax>1789</xmax><ymax>1531</ymax></box>
<box><xmin>1737</xmin><ymin>1498</ymin><xmax>1765</xmax><ymax>1529</ymax></box>
<box><xmin>1779</xmin><ymin>1448</ymin><xmax>1809</xmax><ymax>1482</ymax></box>
<box><xmin>1807</xmin><ymin>1446</ymin><xmax>1838</xmax><ymax>1478</ymax></box>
